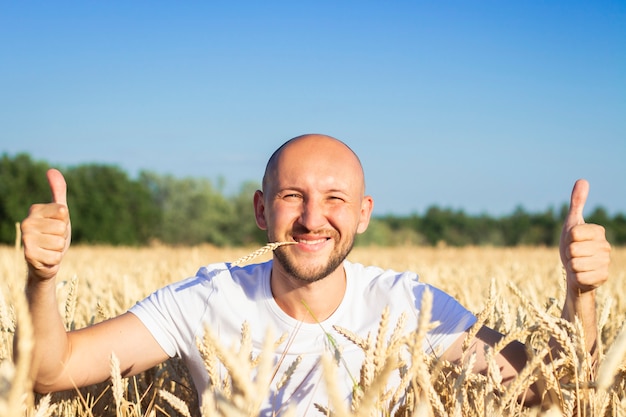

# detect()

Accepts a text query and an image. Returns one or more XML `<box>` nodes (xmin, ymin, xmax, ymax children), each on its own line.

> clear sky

<box><xmin>1</xmin><ymin>1</ymin><xmax>624</xmax><ymax>216</ymax></box>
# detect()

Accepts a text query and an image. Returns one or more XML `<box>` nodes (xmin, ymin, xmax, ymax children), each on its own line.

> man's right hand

<box><xmin>19</xmin><ymin>168</ymin><xmax>169</xmax><ymax>394</ymax></box>
<box><xmin>21</xmin><ymin>169</ymin><xmax>71</xmax><ymax>282</ymax></box>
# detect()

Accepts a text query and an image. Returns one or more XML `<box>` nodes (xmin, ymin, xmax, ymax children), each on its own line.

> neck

<box><xmin>270</xmin><ymin>263</ymin><xmax>346</xmax><ymax>323</ymax></box>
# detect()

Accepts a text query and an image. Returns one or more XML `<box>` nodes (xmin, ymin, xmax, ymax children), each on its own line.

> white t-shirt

<box><xmin>129</xmin><ymin>260</ymin><xmax>476</xmax><ymax>416</ymax></box>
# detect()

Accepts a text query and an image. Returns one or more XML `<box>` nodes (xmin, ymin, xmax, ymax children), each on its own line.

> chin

<box><xmin>276</xmin><ymin>253</ymin><xmax>342</xmax><ymax>283</ymax></box>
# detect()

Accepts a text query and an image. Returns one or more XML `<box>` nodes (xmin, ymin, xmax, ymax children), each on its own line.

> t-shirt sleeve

<box><xmin>414</xmin><ymin>283</ymin><xmax>477</xmax><ymax>355</ymax></box>
<box><xmin>128</xmin><ymin>269</ymin><xmax>216</xmax><ymax>358</ymax></box>
<box><xmin>129</xmin><ymin>285</ymin><xmax>179</xmax><ymax>357</ymax></box>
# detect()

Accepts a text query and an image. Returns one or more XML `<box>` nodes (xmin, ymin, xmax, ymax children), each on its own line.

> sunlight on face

<box><xmin>259</xmin><ymin>135</ymin><xmax>372</xmax><ymax>282</ymax></box>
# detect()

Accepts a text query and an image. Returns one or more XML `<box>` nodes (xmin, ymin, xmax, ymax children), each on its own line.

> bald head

<box><xmin>262</xmin><ymin>134</ymin><xmax>366</xmax><ymax>195</ymax></box>
<box><xmin>254</xmin><ymin>134</ymin><xmax>374</xmax><ymax>284</ymax></box>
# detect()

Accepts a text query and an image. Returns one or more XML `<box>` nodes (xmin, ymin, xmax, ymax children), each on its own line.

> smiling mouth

<box><xmin>294</xmin><ymin>237</ymin><xmax>330</xmax><ymax>246</ymax></box>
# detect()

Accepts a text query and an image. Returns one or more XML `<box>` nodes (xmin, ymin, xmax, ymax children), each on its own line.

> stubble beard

<box><xmin>272</xmin><ymin>231</ymin><xmax>355</xmax><ymax>283</ymax></box>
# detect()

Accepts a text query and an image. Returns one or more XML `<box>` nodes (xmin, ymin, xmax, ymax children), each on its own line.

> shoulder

<box><xmin>222</xmin><ymin>260</ymin><xmax>273</xmax><ymax>299</ymax></box>
<box><xmin>344</xmin><ymin>260</ymin><xmax>421</xmax><ymax>290</ymax></box>
<box><xmin>173</xmin><ymin>260</ymin><xmax>271</xmax><ymax>291</ymax></box>
<box><xmin>133</xmin><ymin>260</ymin><xmax>272</xmax><ymax>312</ymax></box>
<box><xmin>343</xmin><ymin>260</ymin><xmax>425</xmax><ymax>311</ymax></box>
<box><xmin>128</xmin><ymin>260</ymin><xmax>273</xmax><ymax>356</ymax></box>
<box><xmin>343</xmin><ymin>260</ymin><xmax>467</xmax><ymax>311</ymax></box>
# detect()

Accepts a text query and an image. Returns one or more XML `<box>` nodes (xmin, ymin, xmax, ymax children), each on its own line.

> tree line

<box><xmin>2</xmin><ymin>153</ymin><xmax>625</xmax><ymax>247</ymax></box>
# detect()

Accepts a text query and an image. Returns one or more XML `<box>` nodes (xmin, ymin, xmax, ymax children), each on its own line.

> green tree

<box><xmin>588</xmin><ymin>207</ymin><xmax>622</xmax><ymax>245</ymax></box>
<box><xmin>611</xmin><ymin>213</ymin><xmax>626</xmax><ymax>245</ymax></box>
<box><xmin>65</xmin><ymin>164</ymin><xmax>158</xmax><ymax>245</ymax></box>
<box><xmin>223</xmin><ymin>180</ymin><xmax>266</xmax><ymax>246</ymax></box>
<box><xmin>420</xmin><ymin>206</ymin><xmax>476</xmax><ymax>246</ymax></box>
<box><xmin>0</xmin><ymin>153</ymin><xmax>50</xmax><ymax>244</ymax></box>
<box><xmin>500</xmin><ymin>206</ymin><xmax>531</xmax><ymax>246</ymax></box>
<box><xmin>139</xmin><ymin>172</ymin><xmax>233</xmax><ymax>246</ymax></box>
<box><xmin>3</xmin><ymin>153</ymin><xmax>625</xmax><ymax>248</ymax></box>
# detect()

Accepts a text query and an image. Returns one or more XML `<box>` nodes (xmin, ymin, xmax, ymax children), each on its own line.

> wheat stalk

<box><xmin>463</xmin><ymin>279</ymin><xmax>498</xmax><ymax>351</ymax></box>
<box><xmin>159</xmin><ymin>389</ymin><xmax>193</xmax><ymax>417</ymax></box>
<box><xmin>319</xmin><ymin>352</ymin><xmax>352</xmax><ymax>417</ymax></box>
<box><xmin>275</xmin><ymin>355</ymin><xmax>302</xmax><ymax>391</ymax></box>
<box><xmin>0</xmin><ymin>290</ymin><xmax>14</xmax><ymax>345</ymax></box>
<box><xmin>197</xmin><ymin>333</ymin><xmax>221</xmax><ymax>393</ymax></box>
<box><xmin>63</xmin><ymin>275</ymin><xmax>79</xmax><ymax>331</ymax></box>
<box><xmin>230</xmin><ymin>242</ymin><xmax>297</xmax><ymax>266</ymax></box>
<box><xmin>32</xmin><ymin>394</ymin><xmax>56</xmax><ymax>417</ymax></box>
<box><xmin>6</xmin><ymin>279</ymin><xmax>34</xmax><ymax>417</ymax></box>
<box><xmin>3</xmin><ymin>245</ymin><xmax>626</xmax><ymax>416</ymax></box>
<box><xmin>597</xmin><ymin>321</ymin><xmax>626</xmax><ymax>392</ymax></box>
<box><xmin>355</xmin><ymin>356</ymin><xmax>400</xmax><ymax>416</ymax></box>
<box><xmin>14</xmin><ymin>222</ymin><xmax>21</xmax><ymax>251</ymax></box>
<box><xmin>110</xmin><ymin>352</ymin><xmax>125</xmax><ymax>417</ymax></box>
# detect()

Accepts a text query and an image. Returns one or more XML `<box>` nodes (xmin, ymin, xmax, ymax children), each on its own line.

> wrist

<box><xmin>25</xmin><ymin>270</ymin><xmax>58</xmax><ymax>296</ymax></box>
<box><xmin>563</xmin><ymin>285</ymin><xmax>596</xmax><ymax>320</ymax></box>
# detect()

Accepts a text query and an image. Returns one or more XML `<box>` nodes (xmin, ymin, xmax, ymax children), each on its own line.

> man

<box><xmin>21</xmin><ymin>134</ymin><xmax>610</xmax><ymax>414</ymax></box>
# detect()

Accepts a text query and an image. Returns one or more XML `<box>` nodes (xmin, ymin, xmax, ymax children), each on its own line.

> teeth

<box><xmin>296</xmin><ymin>238</ymin><xmax>327</xmax><ymax>245</ymax></box>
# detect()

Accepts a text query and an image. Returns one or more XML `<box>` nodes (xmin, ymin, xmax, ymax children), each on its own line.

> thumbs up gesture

<box><xmin>21</xmin><ymin>169</ymin><xmax>72</xmax><ymax>282</ymax></box>
<box><xmin>559</xmin><ymin>179</ymin><xmax>611</xmax><ymax>294</ymax></box>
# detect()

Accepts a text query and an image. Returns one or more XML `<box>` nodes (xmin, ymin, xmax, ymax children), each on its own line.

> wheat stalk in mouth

<box><xmin>230</xmin><ymin>241</ymin><xmax>297</xmax><ymax>266</ymax></box>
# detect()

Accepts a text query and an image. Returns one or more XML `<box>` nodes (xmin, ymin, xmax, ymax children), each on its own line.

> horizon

<box><xmin>1</xmin><ymin>1</ymin><xmax>624</xmax><ymax>217</ymax></box>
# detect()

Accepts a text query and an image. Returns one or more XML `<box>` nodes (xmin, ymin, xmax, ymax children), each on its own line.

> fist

<box><xmin>21</xmin><ymin>169</ymin><xmax>71</xmax><ymax>281</ymax></box>
<box><xmin>559</xmin><ymin>179</ymin><xmax>611</xmax><ymax>293</ymax></box>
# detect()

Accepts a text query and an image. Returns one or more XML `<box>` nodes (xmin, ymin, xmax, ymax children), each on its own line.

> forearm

<box><xmin>24</xmin><ymin>272</ymin><xmax>72</xmax><ymax>392</ymax></box>
<box><xmin>561</xmin><ymin>288</ymin><xmax>598</xmax><ymax>361</ymax></box>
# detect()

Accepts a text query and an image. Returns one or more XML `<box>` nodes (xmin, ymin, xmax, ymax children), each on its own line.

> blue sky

<box><xmin>1</xmin><ymin>1</ymin><xmax>624</xmax><ymax>216</ymax></box>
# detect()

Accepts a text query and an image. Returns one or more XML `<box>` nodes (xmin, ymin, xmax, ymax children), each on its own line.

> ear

<box><xmin>356</xmin><ymin>195</ymin><xmax>374</xmax><ymax>234</ymax></box>
<box><xmin>253</xmin><ymin>190</ymin><xmax>268</xmax><ymax>230</ymax></box>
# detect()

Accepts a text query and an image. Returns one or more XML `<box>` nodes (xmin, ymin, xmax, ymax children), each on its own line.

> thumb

<box><xmin>565</xmin><ymin>178</ymin><xmax>588</xmax><ymax>231</ymax></box>
<box><xmin>47</xmin><ymin>168</ymin><xmax>68</xmax><ymax>206</ymax></box>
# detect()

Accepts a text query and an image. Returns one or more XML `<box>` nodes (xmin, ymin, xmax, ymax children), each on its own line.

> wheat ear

<box><xmin>110</xmin><ymin>352</ymin><xmax>125</xmax><ymax>417</ymax></box>
<box><xmin>64</xmin><ymin>275</ymin><xmax>79</xmax><ymax>331</ymax></box>
<box><xmin>6</xmin><ymin>280</ymin><xmax>34</xmax><ymax>416</ymax></box>
<box><xmin>32</xmin><ymin>394</ymin><xmax>56</xmax><ymax>417</ymax></box>
<box><xmin>230</xmin><ymin>242</ymin><xmax>297</xmax><ymax>266</ymax></box>
<box><xmin>597</xmin><ymin>321</ymin><xmax>626</xmax><ymax>392</ymax></box>
<box><xmin>159</xmin><ymin>389</ymin><xmax>192</xmax><ymax>417</ymax></box>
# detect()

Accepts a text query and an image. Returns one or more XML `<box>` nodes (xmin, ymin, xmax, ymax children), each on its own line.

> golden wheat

<box><xmin>1</xmin><ymin>244</ymin><xmax>625</xmax><ymax>416</ymax></box>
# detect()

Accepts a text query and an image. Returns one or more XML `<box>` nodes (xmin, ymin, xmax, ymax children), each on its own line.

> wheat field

<box><xmin>1</xmin><ymin>243</ymin><xmax>625</xmax><ymax>416</ymax></box>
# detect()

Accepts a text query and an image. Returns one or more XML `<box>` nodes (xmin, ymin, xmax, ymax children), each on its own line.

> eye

<box><xmin>282</xmin><ymin>192</ymin><xmax>302</xmax><ymax>200</ymax></box>
<box><xmin>328</xmin><ymin>195</ymin><xmax>346</xmax><ymax>202</ymax></box>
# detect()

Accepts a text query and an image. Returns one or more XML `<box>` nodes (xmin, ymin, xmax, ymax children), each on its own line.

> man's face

<box><xmin>254</xmin><ymin>136</ymin><xmax>373</xmax><ymax>283</ymax></box>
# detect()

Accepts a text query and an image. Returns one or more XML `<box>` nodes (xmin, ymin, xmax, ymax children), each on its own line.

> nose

<box><xmin>298</xmin><ymin>197</ymin><xmax>327</xmax><ymax>232</ymax></box>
